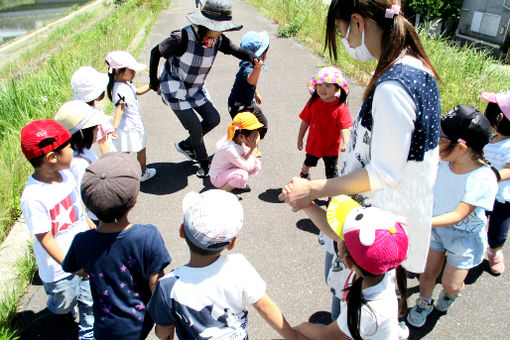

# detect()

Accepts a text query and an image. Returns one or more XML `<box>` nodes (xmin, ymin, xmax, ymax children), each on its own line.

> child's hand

<box><xmin>340</xmin><ymin>142</ymin><xmax>346</xmax><ymax>152</ymax></box>
<box><xmin>255</xmin><ymin>91</ymin><xmax>263</xmax><ymax>104</ymax></box>
<box><xmin>74</xmin><ymin>269</ymin><xmax>89</xmax><ymax>280</ymax></box>
<box><xmin>253</xmin><ymin>57</ymin><xmax>264</xmax><ymax>70</ymax></box>
<box><xmin>246</xmin><ymin>133</ymin><xmax>260</xmax><ymax>150</ymax></box>
<box><xmin>297</xmin><ymin>138</ymin><xmax>303</xmax><ymax>151</ymax></box>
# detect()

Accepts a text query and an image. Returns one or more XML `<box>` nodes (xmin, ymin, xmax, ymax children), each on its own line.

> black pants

<box><xmin>173</xmin><ymin>101</ymin><xmax>220</xmax><ymax>161</ymax></box>
<box><xmin>228</xmin><ymin>99</ymin><xmax>268</xmax><ymax>139</ymax></box>
<box><xmin>487</xmin><ymin>200</ymin><xmax>510</xmax><ymax>249</ymax></box>
<box><xmin>304</xmin><ymin>154</ymin><xmax>339</xmax><ymax>179</ymax></box>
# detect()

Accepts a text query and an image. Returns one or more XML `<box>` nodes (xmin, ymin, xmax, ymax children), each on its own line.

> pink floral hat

<box><xmin>481</xmin><ymin>90</ymin><xmax>510</xmax><ymax>120</ymax></box>
<box><xmin>306</xmin><ymin>66</ymin><xmax>349</xmax><ymax>97</ymax></box>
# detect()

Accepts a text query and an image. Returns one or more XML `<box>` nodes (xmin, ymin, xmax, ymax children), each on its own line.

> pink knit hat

<box><xmin>326</xmin><ymin>195</ymin><xmax>408</xmax><ymax>275</ymax></box>
<box><xmin>307</xmin><ymin>66</ymin><xmax>349</xmax><ymax>97</ymax></box>
<box><xmin>481</xmin><ymin>90</ymin><xmax>510</xmax><ymax>120</ymax></box>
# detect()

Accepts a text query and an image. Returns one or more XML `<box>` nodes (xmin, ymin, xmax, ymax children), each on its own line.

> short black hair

<box><xmin>486</xmin><ymin>102</ymin><xmax>510</xmax><ymax>136</ymax></box>
<box><xmin>28</xmin><ymin>139</ymin><xmax>70</xmax><ymax>169</ymax></box>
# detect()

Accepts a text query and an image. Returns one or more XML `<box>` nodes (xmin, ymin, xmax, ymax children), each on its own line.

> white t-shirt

<box><xmin>70</xmin><ymin>148</ymin><xmax>98</xmax><ymax>220</ymax></box>
<box><xmin>483</xmin><ymin>136</ymin><xmax>510</xmax><ymax>203</ymax></box>
<box><xmin>337</xmin><ymin>271</ymin><xmax>399</xmax><ymax>340</ymax></box>
<box><xmin>20</xmin><ymin>170</ymin><xmax>89</xmax><ymax>283</ymax></box>
<box><xmin>113</xmin><ymin>82</ymin><xmax>145</xmax><ymax>132</ymax></box>
<box><xmin>433</xmin><ymin>161</ymin><xmax>498</xmax><ymax>231</ymax></box>
<box><xmin>148</xmin><ymin>253</ymin><xmax>266</xmax><ymax>340</ymax></box>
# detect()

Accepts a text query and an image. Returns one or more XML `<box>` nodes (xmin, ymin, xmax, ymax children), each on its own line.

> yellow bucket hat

<box><xmin>227</xmin><ymin>111</ymin><xmax>264</xmax><ymax>141</ymax></box>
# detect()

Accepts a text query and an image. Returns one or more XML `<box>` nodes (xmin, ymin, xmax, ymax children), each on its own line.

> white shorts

<box><xmin>113</xmin><ymin>130</ymin><xmax>146</xmax><ymax>153</ymax></box>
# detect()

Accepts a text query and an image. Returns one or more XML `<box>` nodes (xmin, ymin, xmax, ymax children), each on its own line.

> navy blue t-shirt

<box><xmin>228</xmin><ymin>61</ymin><xmax>256</xmax><ymax>104</ymax></box>
<box><xmin>63</xmin><ymin>224</ymin><xmax>171</xmax><ymax>340</ymax></box>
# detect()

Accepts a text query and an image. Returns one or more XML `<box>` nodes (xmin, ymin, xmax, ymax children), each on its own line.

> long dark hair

<box><xmin>70</xmin><ymin>126</ymin><xmax>96</xmax><ymax>154</ymax></box>
<box><xmin>325</xmin><ymin>0</ymin><xmax>439</xmax><ymax>100</ymax></box>
<box><xmin>105</xmin><ymin>67</ymin><xmax>126</xmax><ymax>102</ymax></box>
<box><xmin>485</xmin><ymin>102</ymin><xmax>510</xmax><ymax>136</ymax></box>
<box><xmin>307</xmin><ymin>85</ymin><xmax>347</xmax><ymax>109</ymax></box>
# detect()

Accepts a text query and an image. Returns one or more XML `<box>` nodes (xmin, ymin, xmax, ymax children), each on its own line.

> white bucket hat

<box><xmin>105</xmin><ymin>51</ymin><xmax>146</xmax><ymax>73</ymax></box>
<box><xmin>71</xmin><ymin>66</ymin><xmax>109</xmax><ymax>103</ymax></box>
<box><xmin>187</xmin><ymin>0</ymin><xmax>242</xmax><ymax>32</ymax></box>
<box><xmin>54</xmin><ymin>100</ymin><xmax>104</xmax><ymax>135</ymax></box>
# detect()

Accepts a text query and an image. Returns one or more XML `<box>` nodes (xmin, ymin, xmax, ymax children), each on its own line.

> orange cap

<box><xmin>227</xmin><ymin>111</ymin><xmax>264</xmax><ymax>141</ymax></box>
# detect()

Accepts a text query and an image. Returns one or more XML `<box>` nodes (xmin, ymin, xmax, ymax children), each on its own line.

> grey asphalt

<box><xmin>17</xmin><ymin>0</ymin><xmax>510</xmax><ymax>339</ymax></box>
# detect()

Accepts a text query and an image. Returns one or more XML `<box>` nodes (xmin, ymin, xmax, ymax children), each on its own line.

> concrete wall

<box><xmin>457</xmin><ymin>0</ymin><xmax>510</xmax><ymax>46</ymax></box>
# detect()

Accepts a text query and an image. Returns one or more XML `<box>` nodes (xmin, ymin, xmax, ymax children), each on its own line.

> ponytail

<box><xmin>106</xmin><ymin>71</ymin><xmax>115</xmax><ymax>102</ymax></box>
<box><xmin>346</xmin><ymin>275</ymin><xmax>366</xmax><ymax>340</ymax></box>
<box><xmin>324</xmin><ymin>0</ymin><xmax>440</xmax><ymax>100</ymax></box>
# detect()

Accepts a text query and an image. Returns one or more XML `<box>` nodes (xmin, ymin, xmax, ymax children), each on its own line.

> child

<box><xmin>208</xmin><ymin>111</ymin><xmax>263</xmax><ymax>192</ymax></box>
<box><xmin>228</xmin><ymin>30</ymin><xmax>269</xmax><ymax>139</ymax></box>
<box><xmin>297</xmin><ymin>66</ymin><xmax>352</xmax><ymax>180</ymax></box>
<box><xmin>147</xmin><ymin>189</ymin><xmax>306</xmax><ymax>340</ymax></box>
<box><xmin>20</xmin><ymin>119</ymin><xmax>94</xmax><ymax>340</ymax></box>
<box><xmin>71</xmin><ymin>65</ymin><xmax>117</xmax><ymax>154</ymax></box>
<box><xmin>54</xmin><ymin>100</ymin><xmax>103</xmax><ymax>224</ymax></box>
<box><xmin>105</xmin><ymin>50</ymin><xmax>156</xmax><ymax>182</ymax></box>
<box><xmin>149</xmin><ymin>0</ymin><xmax>256</xmax><ymax>178</ymax></box>
<box><xmin>62</xmin><ymin>152</ymin><xmax>172</xmax><ymax>340</ymax></box>
<box><xmin>481</xmin><ymin>90</ymin><xmax>510</xmax><ymax>274</ymax></box>
<box><xmin>407</xmin><ymin>105</ymin><xmax>498</xmax><ymax>328</ymax></box>
<box><xmin>289</xmin><ymin>194</ymin><xmax>409</xmax><ymax>339</ymax></box>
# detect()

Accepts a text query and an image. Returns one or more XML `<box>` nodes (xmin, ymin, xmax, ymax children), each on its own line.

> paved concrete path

<box><xmin>17</xmin><ymin>0</ymin><xmax>510</xmax><ymax>339</ymax></box>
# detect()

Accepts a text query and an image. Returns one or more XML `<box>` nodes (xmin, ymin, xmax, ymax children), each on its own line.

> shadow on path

<box><xmin>258</xmin><ymin>188</ymin><xmax>284</xmax><ymax>203</ymax></box>
<box><xmin>296</xmin><ymin>218</ymin><xmax>320</xmax><ymax>235</ymax></box>
<box><xmin>140</xmin><ymin>161</ymin><xmax>196</xmax><ymax>195</ymax></box>
<box><xmin>14</xmin><ymin>308</ymin><xmax>78</xmax><ymax>340</ymax></box>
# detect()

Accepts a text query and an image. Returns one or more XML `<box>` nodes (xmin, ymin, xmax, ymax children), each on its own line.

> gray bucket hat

<box><xmin>187</xmin><ymin>0</ymin><xmax>242</xmax><ymax>32</ymax></box>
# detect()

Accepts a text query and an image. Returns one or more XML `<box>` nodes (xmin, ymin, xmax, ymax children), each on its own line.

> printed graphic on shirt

<box><xmin>49</xmin><ymin>192</ymin><xmax>80</xmax><ymax>237</ymax></box>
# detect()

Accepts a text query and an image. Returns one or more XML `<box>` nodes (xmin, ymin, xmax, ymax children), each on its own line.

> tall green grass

<box><xmin>245</xmin><ymin>0</ymin><xmax>510</xmax><ymax>112</ymax></box>
<box><xmin>0</xmin><ymin>0</ymin><xmax>169</xmax><ymax>242</ymax></box>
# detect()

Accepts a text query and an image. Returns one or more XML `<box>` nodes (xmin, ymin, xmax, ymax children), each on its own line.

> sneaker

<box><xmin>175</xmin><ymin>141</ymin><xmax>197</xmax><ymax>162</ymax></box>
<box><xmin>406</xmin><ymin>298</ymin><xmax>433</xmax><ymax>327</ymax></box>
<box><xmin>300</xmin><ymin>170</ymin><xmax>311</xmax><ymax>180</ymax></box>
<box><xmin>488</xmin><ymin>249</ymin><xmax>505</xmax><ymax>275</ymax></box>
<box><xmin>196</xmin><ymin>167</ymin><xmax>209</xmax><ymax>178</ymax></box>
<box><xmin>434</xmin><ymin>289</ymin><xmax>458</xmax><ymax>312</ymax></box>
<box><xmin>140</xmin><ymin>168</ymin><xmax>156</xmax><ymax>182</ymax></box>
<box><xmin>398</xmin><ymin>321</ymin><xmax>409</xmax><ymax>340</ymax></box>
<box><xmin>232</xmin><ymin>185</ymin><xmax>251</xmax><ymax>194</ymax></box>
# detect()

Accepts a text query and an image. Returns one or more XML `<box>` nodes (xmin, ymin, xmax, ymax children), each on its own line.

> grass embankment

<box><xmin>0</xmin><ymin>0</ymin><xmax>168</xmax><ymax>243</ymax></box>
<box><xmin>245</xmin><ymin>0</ymin><xmax>510</xmax><ymax>112</ymax></box>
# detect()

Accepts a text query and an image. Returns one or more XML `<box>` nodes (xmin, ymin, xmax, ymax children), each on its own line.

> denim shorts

<box><xmin>430</xmin><ymin>226</ymin><xmax>487</xmax><ymax>269</ymax></box>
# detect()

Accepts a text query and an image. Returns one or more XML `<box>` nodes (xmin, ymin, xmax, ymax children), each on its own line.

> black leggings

<box><xmin>304</xmin><ymin>154</ymin><xmax>339</xmax><ymax>179</ymax></box>
<box><xmin>487</xmin><ymin>200</ymin><xmax>510</xmax><ymax>249</ymax></box>
<box><xmin>173</xmin><ymin>101</ymin><xmax>220</xmax><ymax>161</ymax></box>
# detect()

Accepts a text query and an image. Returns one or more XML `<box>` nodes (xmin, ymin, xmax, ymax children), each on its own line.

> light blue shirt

<box><xmin>484</xmin><ymin>136</ymin><xmax>510</xmax><ymax>203</ymax></box>
<box><xmin>433</xmin><ymin>161</ymin><xmax>498</xmax><ymax>232</ymax></box>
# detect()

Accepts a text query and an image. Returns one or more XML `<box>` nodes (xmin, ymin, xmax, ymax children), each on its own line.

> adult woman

<box><xmin>149</xmin><ymin>0</ymin><xmax>255</xmax><ymax>177</ymax></box>
<box><xmin>281</xmin><ymin>0</ymin><xmax>441</xmax><ymax>275</ymax></box>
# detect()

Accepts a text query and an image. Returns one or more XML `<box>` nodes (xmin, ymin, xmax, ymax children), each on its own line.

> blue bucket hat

<box><xmin>240</xmin><ymin>31</ymin><xmax>269</xmax><ymax>57</ymax></box>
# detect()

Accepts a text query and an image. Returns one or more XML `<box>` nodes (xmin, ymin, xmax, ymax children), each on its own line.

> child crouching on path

<box><xmin>286</xmin><ymin>194</ymin><xmax>409</xmax><ymax>339</ymax></box>
<box><xmin>480</xmin><ymin>90</ymin><xmax>510</xmax><ymax>274</ymax></box>
<box><xmin>148</xmin><ymin>189</ymin><xmax>308</xmax><ymax>340</ymax></box>
<box><xmin>105</xmin><ymin>50</ymin><xmax>156</xmax><ymax>182</ymax></box>
<box><xmin>20</xmin><ymin>120</ymin><xmax>94</xmax><ymax>340</ymax></box>
<box><xmin>63</xmin><ymin>152</ymin><xmax>171</xmax><ymax>340</ymax></box>
<box><xmin>297</xmin><ymin>66</ymin><xmax>352</xmax><ymax>181</ymax></box>
<box><xmin>208</xmin><ymin>112</ymin><xmax>263</xmax><ymax>192</ymax></box>
<box><xmin>407</xmin><ymin>105</ymin><xmax>498</xmax><ymax>328</ymax></box>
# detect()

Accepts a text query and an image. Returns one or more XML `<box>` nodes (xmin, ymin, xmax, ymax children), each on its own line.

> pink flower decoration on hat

<box><xmin>307</xmin><ymin>66</ymin><xmax>349</xmax><ymax>96</ymax></box>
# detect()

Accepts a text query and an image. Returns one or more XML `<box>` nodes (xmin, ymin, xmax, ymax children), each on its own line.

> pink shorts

<box><xmin>210</xmin><ymin>167</ymin><xmax>259</xmax><ymax>189</ymax></box>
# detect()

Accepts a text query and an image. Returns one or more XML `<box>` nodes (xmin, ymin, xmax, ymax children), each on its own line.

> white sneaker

<box><xmin>140</xmin><ymin>168</ymin><xmax>156</xmax><ymax>182</ymax></box>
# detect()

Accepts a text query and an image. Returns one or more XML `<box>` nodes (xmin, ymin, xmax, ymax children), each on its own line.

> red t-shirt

<box><xmin>299</xmin><ymin>98</ymin><xmax>353</xmax><ymax>157</ymax></box>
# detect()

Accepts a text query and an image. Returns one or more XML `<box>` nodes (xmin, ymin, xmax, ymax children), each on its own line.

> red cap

<box><xmin>21</xmin><ymin>119</ymin><xmax>71</xmax><ymax>160</ymax></box>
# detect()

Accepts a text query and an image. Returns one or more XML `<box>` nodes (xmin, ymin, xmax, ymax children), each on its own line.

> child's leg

<box><xmin>302</xmin><ymin>154</ymin><xmax>319</xmax><ymax>179</ymax></box>
<box><xmin>441</xmin><ymin>263</ymin><xmax>468</xmax><ymax>297</ymax></box>
<box><xmin>323</xmin><ymin>156</ymin><xmax>339</xmax><ymax>179</ymax></box>
<box><xmin>43</xmin><ymin>275</ymin><xmax>79</xmax><ymax>315</ymax></box>
<box><xmin>77</xmin><ymin>278</ymin><xmax>94</xmax><ymax>340</ymax></box>
<box><xmin>251</xmin><ymin>104</ymin><xmax>268</xmax><ymax>139</ymax></box>
<box><xmin>419</xmin><ymin>249</ymin><xmax>446</xmax><ymax>299</ymax></box>
<box><xmin>210</xmin><ymin>168</ymin><xmax>249</xmax><ymax>190</ymax></box>
<box><xmin>487</xmin><ymin>200</ymin><xmax>510</xmax><ymax>273</ymax></box>
<box><xmin>137</xmin><ymin>148</ymin><xmax>147</xmax><ymax>173</ymax></box>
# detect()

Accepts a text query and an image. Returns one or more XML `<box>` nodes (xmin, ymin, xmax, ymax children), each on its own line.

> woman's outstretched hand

<box><xmin>279</xmin><ymin>177</ymin><xmax>314</xmax><ymax>212</ymax></box>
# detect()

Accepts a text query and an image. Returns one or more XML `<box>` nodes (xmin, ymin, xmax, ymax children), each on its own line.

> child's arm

<box><xmin>155</xmin><ymin>325</ymin><xmax>175</xmax><ymax>340</ymax></box>
<box><xmin>252</xmin><ymin>294</ymin><xmax>311</xmax><ymax>340</ymax></box>
<box><xmin>302</xmin><ymin>203</ymin><xmax>343</xmax><ymax>244</ymax></box>
<box><xmin>340</xmin><ymin>128</ymin><xmax>351</xmax><ymax>152</ymax></box>
<box><xmin>36</xmin><ymin>232</ymin><xmax>66</xmax><ymax>265</ymax></box>
<box><xmin>97</xmin><ymin>136</ymin><xmax>110</xmax><ymax>154</ymax></box>
<box><xmin>432</xmin><ymin>201</ymin><xmax>476</xmax><ymax>228</ymax></box>
<box><xmin>247</xmin><ymin>58</ymin><xmax>263</xmax><ymax>86</ymax></box>
<box><xmin>295</xmin><ymin>321</ymin><xmax>344</xmax><ymax>340</ymax></box>
<box><xmin>148</xmin><ymin>270</ymin><xmax>165</xmax><ymax>293</ymax></box>
<box><xmin>254</xmin><ymin>88</ymin><xmax>263</xmax><ymax>105</ymax></box>
<box><xmin>136</xmin><ymin>84</ymin><xmax>151</xmax><ymax>95</ymax></box>
<box><xmin>499</xmin><ymin>163</ymin><xmax>510</xmax><ymax>181</ymax></box>
<box><xmin>297</xmin><ymin>121</ymin><xmax>309</xmax><ymax>151</ymax></box>
<box><xmin>112</xmin><ymin>103</ymin><xmax>125</xmax><ymax>130</ymax></box>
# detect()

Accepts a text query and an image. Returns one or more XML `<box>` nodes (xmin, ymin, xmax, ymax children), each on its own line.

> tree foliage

<box><xmin>405</xmin><ymin>0</ymin><xmax>462</xmax><ymax>20</ymax></box>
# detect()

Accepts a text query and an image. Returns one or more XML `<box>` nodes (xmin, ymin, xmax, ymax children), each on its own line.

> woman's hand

<box><xmin>279</xmin><ymin>177</ymin><xmax>314</xmax><ymax>212</ymax></box>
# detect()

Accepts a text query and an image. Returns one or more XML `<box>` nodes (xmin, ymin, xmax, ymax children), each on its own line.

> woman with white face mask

<box><xmin>281</xmin><ymin>0</ymin><xmax>441</xmax><ymax>322</ymax></box>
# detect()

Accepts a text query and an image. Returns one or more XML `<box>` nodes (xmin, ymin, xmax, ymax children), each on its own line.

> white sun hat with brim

<box><xmin>105</xmin><ymin>50</ymin><xmax>146</xmax><ymax>73</ymax></box>
<box><xmin>187</xmin><ymin>0</ymin><xmax>242</xmax><ymax>32</ymax></box>
<box><xmin>54</xmin><ymin>100</ymin><xmax>104</xmax><ymax>135</ymax></box>
<box><xmin>71</xmin><ymin>66</ymin><xmax>109</xmax><ymax>103</ymax></box>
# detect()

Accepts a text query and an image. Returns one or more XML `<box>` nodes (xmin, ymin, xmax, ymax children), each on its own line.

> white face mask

<box><xmin>341</xmin><ymin>25</ymin><xmax>375</xmax><ymax>61</ymax></box>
